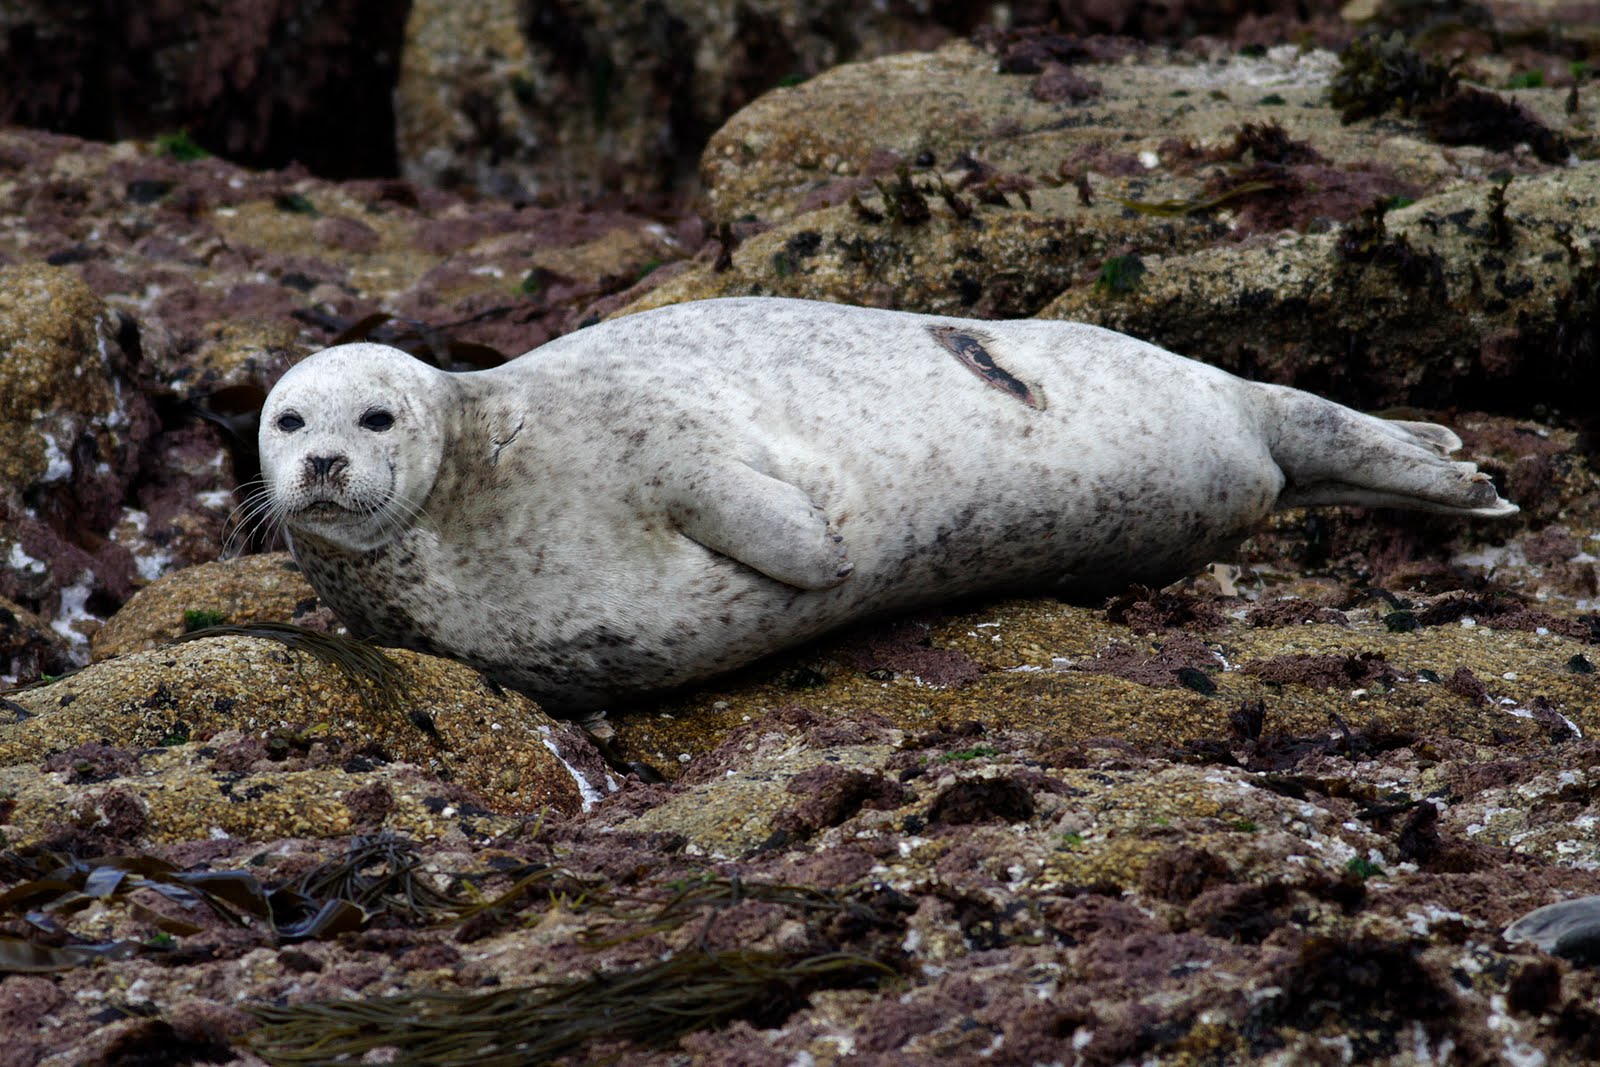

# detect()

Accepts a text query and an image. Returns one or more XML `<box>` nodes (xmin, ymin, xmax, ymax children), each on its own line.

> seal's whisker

<box><xmin>379</xmin><ymin>495</ymin><xmax>428</xmax><ymax>541</ymax></box>
<box><xmin>221</xmin><ymin>476</ymin><xmax>266</xmax><ymax>531</ymax></box>
<box><xmin>223</xmin><ymin>478</ymin><xmax>281</xmax><ymax>559</ymax></box>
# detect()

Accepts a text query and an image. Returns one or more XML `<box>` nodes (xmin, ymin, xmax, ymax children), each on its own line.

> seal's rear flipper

<box><xmin>1279</xmin><ymin>473</ymin><xmax>1519</xmax><ymax>516</ymax></box>
<box><xmin>1262</xmin><ymin>385</ymin><xmax>1518</xmax><ymax>518</ymax></box>
<box><xmin>669</xmin><ymin>462</ymin><xmax>854</xmax><ymax>590</ymax></box>
<box><xmin>1382</xmin><ymin>419</ymin><xmax>1461</xmax><ymax>457</ymax></box>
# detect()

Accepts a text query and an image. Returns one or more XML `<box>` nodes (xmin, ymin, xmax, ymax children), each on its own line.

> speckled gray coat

<box><xmin>259</xmin><ymin>297</ymin><xmax>1514</xmax><ymax>711</ymax></box>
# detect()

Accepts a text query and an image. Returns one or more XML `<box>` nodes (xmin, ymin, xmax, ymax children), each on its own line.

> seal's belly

<box><xmin>298</xmin><ymin>439</ymin><xmax>1279</xmax><ymax>712</ymax></box>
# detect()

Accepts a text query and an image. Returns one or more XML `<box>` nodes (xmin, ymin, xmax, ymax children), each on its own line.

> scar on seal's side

<box><xmin>257</xmin><ymin>296</ymin><xmax>1515</xmax><ymax>711</ymax></box>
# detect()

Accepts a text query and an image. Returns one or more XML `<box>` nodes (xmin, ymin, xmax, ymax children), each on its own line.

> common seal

<box><xmin>257</xmin><ymin>297</ymin><xmax>1515</xmax><ymax>711</ymax></box>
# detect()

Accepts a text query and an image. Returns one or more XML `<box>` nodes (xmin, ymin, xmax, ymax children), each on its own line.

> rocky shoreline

<box><xmin>2</xmin><ymin>3</ymin><xmax>1600</xmax><ymax>1064</ymax></box>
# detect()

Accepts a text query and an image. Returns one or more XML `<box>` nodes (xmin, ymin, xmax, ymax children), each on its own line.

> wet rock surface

<box><xmin>1</xmin><ymin>3</ymin><xmax>1600</xmax><ymax>1065</ymax></box>
<box><xmin>396</xmin><ymin>0</ymin><xmax>1004</xmax><ymax>201</ymax></box>
<box><xmin>3</xmin><ymin>632</ymin><xmax>597</xmax><ymax>821</ymax></box>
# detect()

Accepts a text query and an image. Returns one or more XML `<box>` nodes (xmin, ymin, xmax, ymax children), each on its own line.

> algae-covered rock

<box><xmin>1042</xmin><ymin>163</ymin><xmax>1600</xmax><ymax>411</ymax></box>
<box><xmin>4</xmin><ymin>634</ymin><xmax>600</xmax><ymax>818</ymax></box>
<box><xmin>394</xmin><ymin>0</ymin><xmax>988</xmax><ymax>200</ymax></box>
<box><xmin>91</xmin><ymin>553</ymin><xmax>321</xmax><ymax>661</ymax></box>
<box><xmin>0</xmin><ymin>265</ymin><xmax>158</xmax><ymax>662</ymax></box>
<box><xmin>0</xmin><ymin>743</ymin><xmax>526</xmax><ymax>849</ymax></box>
<box><xmin>627</xmin><ymin>37</ymin><xmax>1595</xmax><ymax>417</ymax></box>
<box><xmin>614</xmin><ymin>593</ymin><xmax>1599</xmax><ymax>777</ymax></box>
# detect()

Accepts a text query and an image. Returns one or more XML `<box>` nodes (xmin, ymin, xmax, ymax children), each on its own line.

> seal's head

<box><xmin>260</xmin><ymin>343</ymin><xmax>446</xmax><ymax>552</ymax></box>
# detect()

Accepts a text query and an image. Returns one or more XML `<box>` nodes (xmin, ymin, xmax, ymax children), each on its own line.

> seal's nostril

<box><xmin>307</xmin><ymin>455</ymin><xmax>347</xmax><ymax>479</ymax></box>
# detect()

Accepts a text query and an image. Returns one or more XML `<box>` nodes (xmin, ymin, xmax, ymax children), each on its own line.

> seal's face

<box><xmin>259</xmin><ymin>343</ymin><xmax>446</xmax><ymax>552</ymax></box>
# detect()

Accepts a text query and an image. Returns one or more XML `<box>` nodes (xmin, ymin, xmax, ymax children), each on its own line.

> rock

<box><xmin>152</xmin><ymin>319</ymin><xmax>306</xmax><ymax>405</ymax></box>
<box><xmin>1042</xmin><ymin>163</ymin><xmax>1600</xmax><ymax>411</ymax></box>
<box><xmin>0</xmin><ymin>127</ymin><xmax>688</xmax><ymax>359</ymax></box>
<box><xmin>0</xmin><ymin>265</ymin><xmax>156</xmax><ymax>662</ymax></box>
<box><xmin>613</xmin><ymin>591</ymin><xmax>1600</xmax><ymax>779</ymax></box>
<box><xmin>626</xmin><ymin>197</ymin><xmax>1140</xmax><ymax>319</ymax></box>
<box><xmin>0</xmin><ymin>742</ymin><xmax>527</xmax><ymax>850</ymax></box>
<box><xmin>627</xmin><ymin>38</ymin><xmax>1593</xmax><ymax>414</ymax></box>
<box><xmin>3</xmin><ymin>634</ymin><xmax>603</xmax><ymax>818</ymax></box>
<box><xmin>0</xmin><ymin>266</ymin><xmax>146</xmax><ymax>516</ymax></box>
<box><xmin>91</xmin><ymin>553</ymin><xmax>322</xmax><ymax>661</ymax></box>
<box><xmin>97</xmin><ymin>694</ymin><xmax>1591</xmax><ymax>1067</ymax></box>
<box><xmin>1</xmin><ymin>15</ymin><xmax>1599</xmax><ymax>1066</ymax></box>
<box><xmin>394</xmin><ymin>0</ymin><xmax>995</xmax><ymax>200</ymax></box>
<box><xmin>1505</xmin><ymin>895</ymin><xmax>1600</xmax><ymax>964</ymax></box>
<box><xmin>692</xmin><ymin>39</ymin><xmax>1531</xmax><ymax>228</ymax></box>
<box><xmin>0</xmin><ymin>0</ymin><xmax>410</xmax><ymax>177</ymax></box>
<box><xmin>0</xmin><ymin>596</ymin><xmax>72</xmax><ymax>687</ymax></box>
<box><xmin>620</xmin><ymin>723</ymin><xmax>902</xmax><ymax>857</ymax></box>
<box><xmin>0</xmin><ymin>128</ymin><xmax>692</xmax><ymax>669</ymax></box>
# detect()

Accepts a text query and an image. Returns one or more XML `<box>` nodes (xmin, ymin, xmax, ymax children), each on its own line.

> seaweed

<box><xmin>287</xmin><ymin>832</ymin><xmax>462</xmax><ymax>920</ymax></box>
<box><xmin>181</xmin><ymin>608</ymin><xmax>227</xmax><ymax>633</ymax></box>
<box><xmin>1224</xmin><ymin>121</ymin><xmax>1322</xmax><ymax>165</ymax></box>
<box><xmin>248</xmin><ymin>947</ymin><xmax>896</xmax><ymax>1066</ymax></box>
<box><xmin>155</xmin><ymin>129</ymin><xmax>210</xmax><ymax>161</ymax></box>
<box><xmin>0</xmin><ymin>834</ymin><xmax>593</xmax><ymax>975</ymax></box>
<box><xmin>871</xmin><ymin>164</ymin><xmax>931</xmax><ymax>225</ymax></box>
<box><xmin>712</xmin><ymin>220</ymin><xmax>737</xmax><ymax>272</ymax></box>
<box><xmin>847</xmin><ymin>193</ymin><xmax>884</xmax><ymax>224</ymax></box>
<box><xmin>1486</xmin><ymin>176</ymin><xmax>1513</xmax><ymax>248</ymax></box>
<box><xmin>451</xmin><ymin>862</ymin><xmax>601</xmax><ymax>938</ymax></box>
<box><xmin>1335</xmin><ymin>199</ymin><xmax>1445</xmax><ymax>292</ymax></box>
<box><xmin>947</xmin><ymin>155</ymin><xmax>1035</xmax><ymax>209</ymax></box>
<box><xmin>0</xmin><ymin>850</ymin><xmax>367</xmax><ymax>973</ymax></box>
<box><xmin>1422</xmin><ymin>87</ymin><xmax>1572</xmax><ymax>163</ymax></box>
<box><xmin>1118</xmin><ymin>180</ymin><xmax>1281</xmax><ymax>218</ymax></box>
<box><xmin>926</xmin><ymin>777</ymin><xmax>1035</xmax><ymax>825</ymax></box>
<box><xmin>1259</xmin><ymin>936</ymin><xmax>1459</xmax><ymax>1051</ymax></box>
<box><xmin>1331</xmin><ymin>33</ymin><xmax>1572</xmax><ymax>163</ymax></box>
<box><xmin>934</xmin><ymin>174</ymin><xmax>973</xmax><ymax>220</ymax></box>
<box><xmin>172</xmin><ymin>621</ymin><xmax>409</xmax><ymax>715</ymax></box>
<box><xmin>1176</xmin><ymin>666</ymin><xmax>1219</xmax><ymax>695</ymax></box>
<box><xmin>1094</xmin><ymin>254</ymin><xmax>1147</xmax><ymax>295</ymax></box>
<box><xmin>1329</xmin><ymin>32</ymin><xmax>1457</xmax><ymax>124</ymax></box>
<box><xmin>274</xmin><ymin>192</ymin><xmax>319</xmax><ymax>216</ymax></box>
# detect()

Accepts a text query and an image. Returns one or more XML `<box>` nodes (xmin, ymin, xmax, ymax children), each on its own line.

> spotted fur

<box><xmin>259</xmin><ymin>297</ymin><xmax>1515</xmax><ymax>712</ymax></box>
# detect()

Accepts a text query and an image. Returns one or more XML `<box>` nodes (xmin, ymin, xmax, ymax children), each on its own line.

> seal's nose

<box><xmin>306</xmin><ymin>455</ymin><xmax>348</xmax><ymax>480</ymax></box>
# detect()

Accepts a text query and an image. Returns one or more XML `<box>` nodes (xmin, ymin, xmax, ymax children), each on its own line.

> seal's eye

<box><xmin>276</xmin><ymin>413</ymin><xmax>304</xmax><ymax>433</ymax></box>
<box><xmin>360</xmin><ymin>409</ymin><xmax>395</xmax><ymax>432</ymax></box>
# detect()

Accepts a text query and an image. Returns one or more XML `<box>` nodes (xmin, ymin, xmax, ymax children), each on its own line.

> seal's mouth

<box><xmin>297</xmin><ymin>501</ymin><xmax>354</xmax><ymax>519</ymax></box>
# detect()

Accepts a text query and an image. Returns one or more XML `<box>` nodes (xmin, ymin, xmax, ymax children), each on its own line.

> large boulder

<box><xmin>625</xmin><ymin>37</ymin><xmax>1595</xmax><ymax>412</ymax></box>
<box><xmin>0</xmin><ymin>0</ymin><xmax>409</xmax><ymax>177</ymax></box>
<box><xmin>0</xmin><ymin>266</ymin><xmax>158</xmax><ymax>662</ymax></box>
<box><xmin>394</xmin><ymin>0</ymin><xmax>1001</xmax><ymax>200</ymax></box>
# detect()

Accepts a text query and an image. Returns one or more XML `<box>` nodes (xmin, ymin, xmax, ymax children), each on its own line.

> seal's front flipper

<box><xmin>1263</xmin><ymin>386</ymin><xmax>1518</xmax><ymax>518</ymax></box>
<box><xmin>669</xmin><ymin>463</ymin><xmax>853</xmax><ymax>590</ymax></box>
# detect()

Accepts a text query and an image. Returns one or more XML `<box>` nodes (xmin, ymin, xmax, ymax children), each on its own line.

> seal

<box><xmin>257</xmin><ymin>297</ymin><xmax>1516</xmax><ymax>711</ymax></box>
